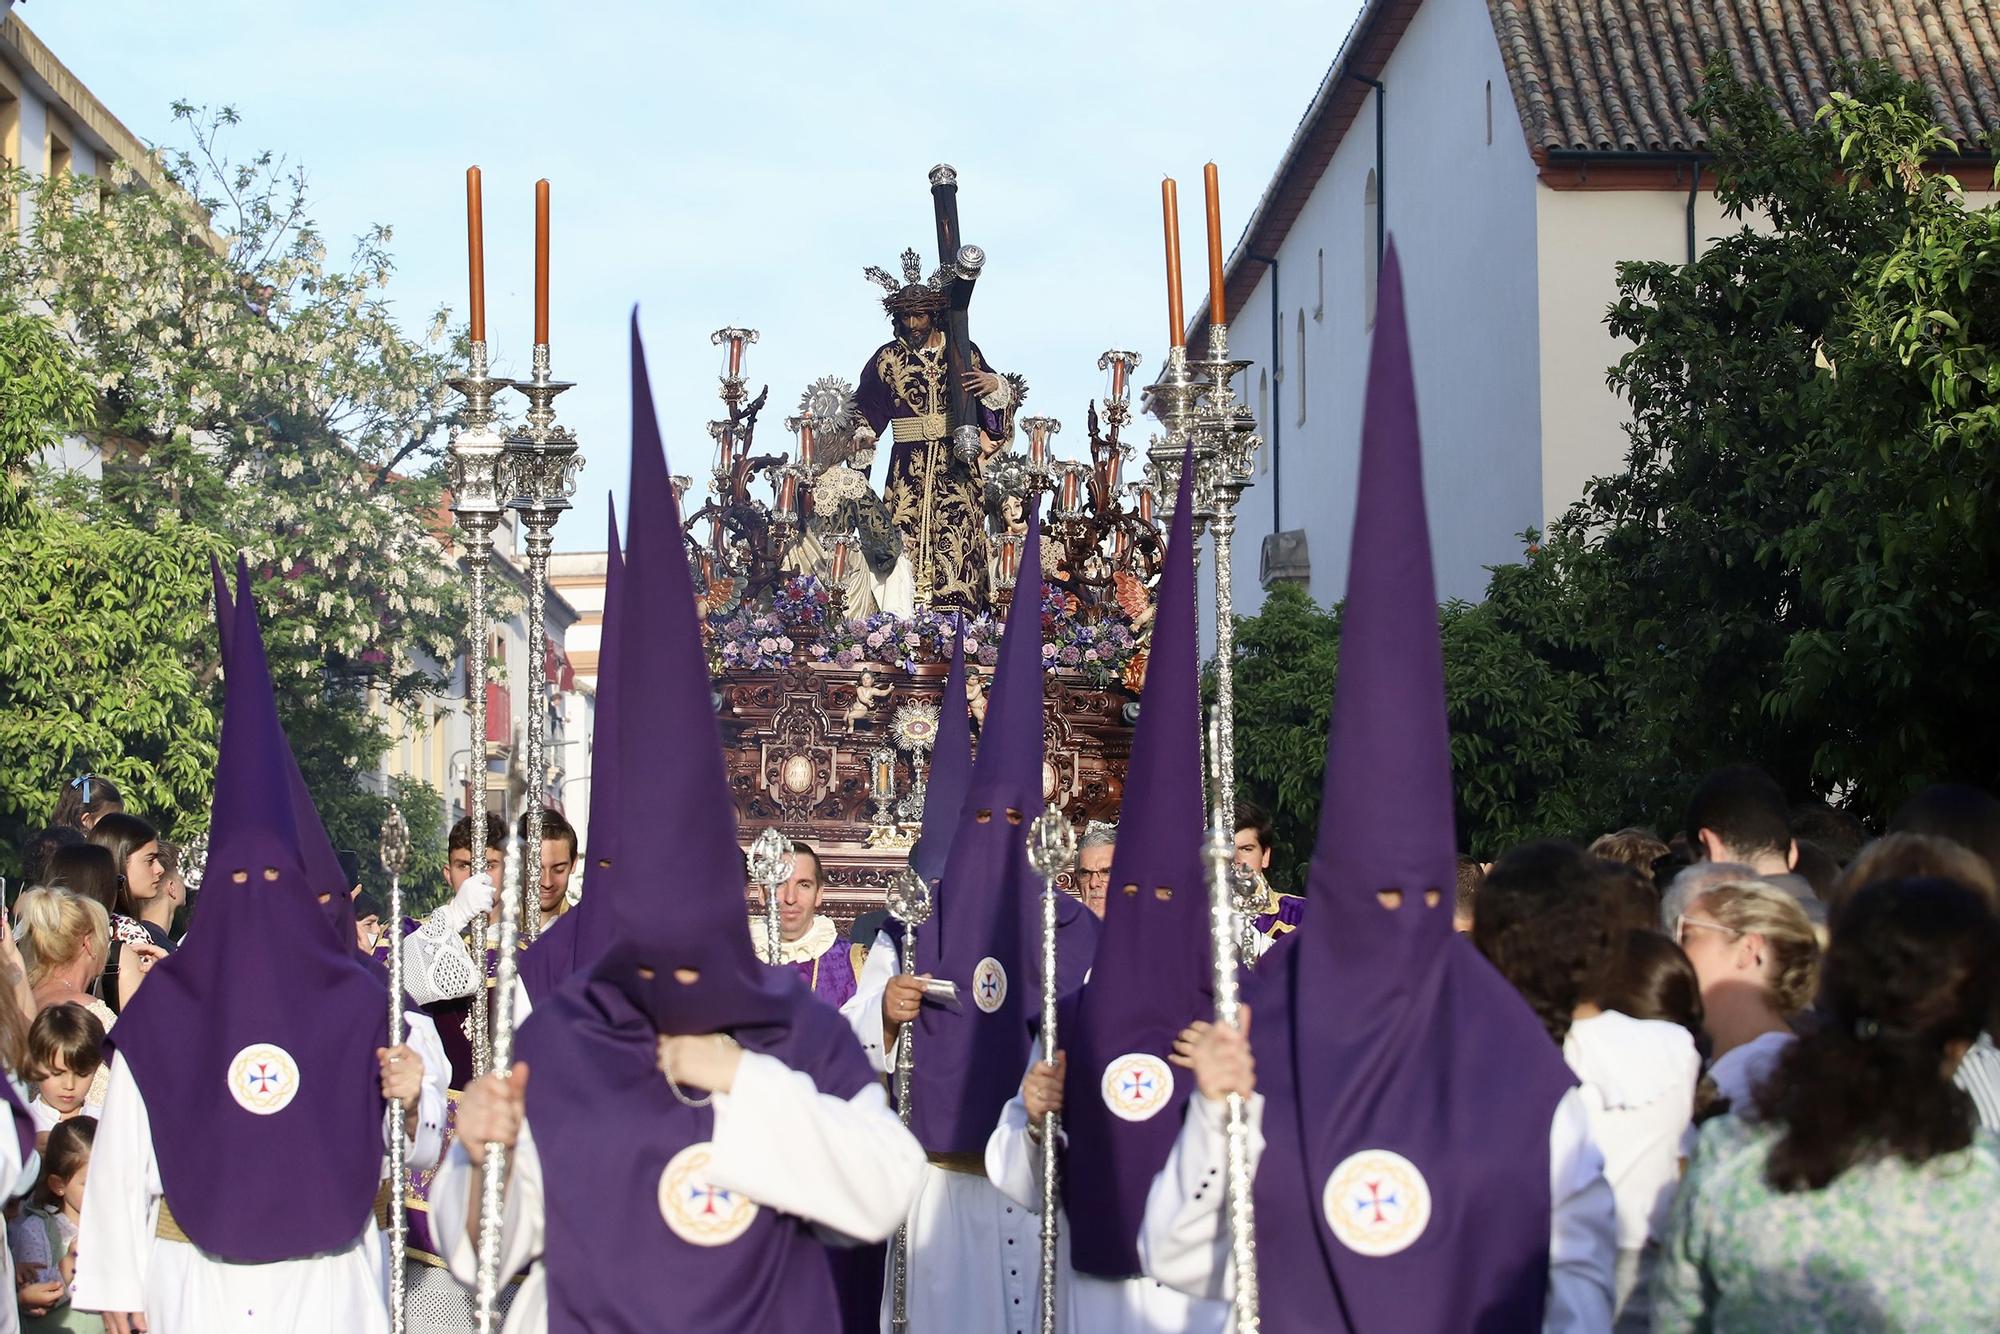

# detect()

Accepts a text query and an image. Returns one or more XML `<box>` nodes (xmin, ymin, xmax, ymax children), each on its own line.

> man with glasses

<box><xmin>1076</xmin><ymin>822</ymin><xmax>1116</xmax><ymax>918</ymax></box>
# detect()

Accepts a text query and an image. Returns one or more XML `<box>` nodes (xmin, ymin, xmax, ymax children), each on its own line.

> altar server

<box><xmin>431</xmin><ymin>316</ymin><xmax>923</xmax><ymax>1334</ymax></box>
<box><xmin>1138</xmin><ymin>243</ymin><xmax>1615</xmax><ymax>1332</ymax></box>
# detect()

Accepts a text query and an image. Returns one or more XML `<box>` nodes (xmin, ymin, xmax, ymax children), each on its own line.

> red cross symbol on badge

<box><xmin>248</xmin><ymin>1063</ymin><xmax>280</xmax><ymax>1094</ymax></box>
<box><xmin>1121</xmin><ymin>1071</ymin><xmax>1154</xmax><ymax>1102</ymax></box>
<box><xmin>688</xmin><ymin>1183</ymin><xmax>733</xmax><ymax>1217</ymax></box>
<box><xmin>1356</xmin><ymin>1179</ymin><xmax>1399</xmax><ymax>1225</ymax></box>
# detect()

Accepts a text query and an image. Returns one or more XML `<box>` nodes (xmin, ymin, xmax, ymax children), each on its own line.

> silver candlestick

<box><xmin>1024</xmin><ymin>807</ymin><xmax>1077</xmax><ymax>1334</ymax></box>
<box><xmin>445</xmin><ymin>340</ymin><xmax>512</xmax><ymax>1083</ymax></box>
<box><xmin>1205</xmin><ymin>710</ymin><xmax>1261</xmax><ymax>1331</ymax></box>
<box><xmin>885</xmin><ymin>865</ymin><xmax>932</xmax><ymax>1334</ymax></box>
<box><xmin>506</xmin><ymin>341</ymin><xmax>580</xmax><ymax>947</ymax></box>
<box><xmin>748</xmin><ymin>827</ymin><xmax>794</xmax><ymax>966</ymax></box>
<box><xmin>1189</xmin><ymin>324</ymin><xmax>1260</xmax><ymax>838</ymax></box>
<box><xmin>379</xmin><ymin>805</ymin><xmax>412</xmax><ymax>1334</ymax></box>
<box><xmin>473</xmin><ymin>832</ymin><xmax>526</xmax><ymax>1334</ymax></box>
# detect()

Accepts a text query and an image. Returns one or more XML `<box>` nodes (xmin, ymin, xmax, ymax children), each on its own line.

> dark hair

<box><xmin>352</xmin><ymin>891</ymin><xmax>385</xmax><ymax>922</ymax></box>
<box><xmin>50</xmin><ymin>775</ymin><xmax>122</xmax><ymax>832</ymax></box>
<box><xmin>43</xmin><ymin>844</ymin><xmax>120</xmax><ymax>915</ymax></box>
<box><xmin>20</xmin><ymin>827</ymin><xmax>85</xmax><ymax>887</ymax></box>
<box><xmin>517</xmin><ymin>808</ymin><xmax>579</xmax><ymax>862</ymax></box>
<box><xmin>27</xmin><ymin>1003</ymin><xmax>105</xmax><ymax>1083</ymax></box>
<box><xmin>1594</xmin><ymin>930</ymin><xmax>1730</xmax><ymax>1123</ymax></box>
<box><xmin>788</xmin><ymin>840</ymin><xmax>822</xmax><ymax>882</ymax></box>
<box><xmin>29</xmin><ymin>1115</ymin><xmax>95</xmax><ymax>1211</ymax></box>
<box><xmin>1791</xmin><ymin>839</ymin><xmax>1841</xmax><ymax>899</ymax></box>
<box><xmin>447</xmin><ymin>815</ymin><xmax>508</xmax><ymax>857</ymax></box>
<box><xmin>1596</xmin><ymin>860</ymin><xmax>1663</xmax><ymax>937</ymax></box>
<box><xmin>1473</xmin><ymin>841</ymin><xmax>1622</xmax><ymax>1045</ymax></box>
<box><xmin>1757</xmin><ymin>878</ymin><xmax>1999</xmax><ymax>1192</ymax></box>
<box><xmin>1790</xmin><ymin>803</ymin><xmax>1869</xmax><ymax>866</ymax></box>
<box><xmin>1890</xmin><ymin>784</ymin><xmax>2000</xmax><ymax>880</ymax></box>
<box><xmin>1684</xmin><ymin>765</ymin><xmax>1792</xmax><ymax>862</ymax></box>
<box><xmin>1827</xmin><ymin>832</ymin><xmax>1999</xmax><ymax>925</ymax></box>
<box><xmin>87</xmin><ymin>812</ymin><xmax>160</xmax><ymax>916</ymax></box>
<box><xmin>1233</xmin><ymin>801</ymin><xmax>1274</xmax><ymax>852</ymax></box>
<box><xmin>1453</xmin><ymin>855</ymin><xmax>1484</xmax><ymax>920</ymax></box>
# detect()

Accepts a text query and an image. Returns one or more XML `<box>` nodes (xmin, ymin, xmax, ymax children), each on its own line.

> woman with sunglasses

<box><xmin>1672</xmin><ymin>880</ymin><xmax>1819</xmax><ymax>1113</ymax></box>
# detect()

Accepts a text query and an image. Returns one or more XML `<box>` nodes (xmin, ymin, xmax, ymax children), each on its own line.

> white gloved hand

<box><xmin>429</xmin><ymin>872</ymin><xmax>495</xmax><ymax>935</ymax></box>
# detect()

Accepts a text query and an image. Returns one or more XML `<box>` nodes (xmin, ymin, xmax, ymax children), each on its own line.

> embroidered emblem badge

<box><xmin>1322</xmin><ymin>1149</ymin><xmax>1432</xmax><ymax>1257</ymax></box>
<box><xmin>658</xmin><ymin>1143</ymin><xmax>759</xmax><ymax>1246</ymax></box>
<box><xmin>1099</xmin><ymin>1053</ymin><xmax>1174</xmax><ymax>1122</ymax></box>
<box><xmin>227</xmin><ymin>1043</ymin><xmax>300</xmax><ymax>1116</ymax></box>
<box><xmin>971</xmin><ymin>956</ymin><xmax>1008</xmax><ymax>1013</ymax></box>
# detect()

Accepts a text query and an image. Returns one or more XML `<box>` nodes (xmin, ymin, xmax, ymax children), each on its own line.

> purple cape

<box><xmin>519</xmin><ymin>315</ymin><xmax>880</xmax><ymax>1328</ymax></box>
<box><xmin>1253</xmin><ymin>242</ymin><xmax>1573</xmax><ymax>1332</ymax></box>
<box><xmin>108</xmin><ymin>570</ymin><xmax>389</xmax><ymax>1263</ymax></box>
<box><xmin>520</xmin><ymin>497</ymin><xmax>626</xmax><ymax>1003</ymax></box>
<box><xmin>1058</xmin><ymin>446</ymin><xmax>1208</xmax><ymax>1279</ymax></box>
<box><xmin>907</xmin><ymin>502</ymin><xmax>1100</xmax><ymax>1154</ymax></box>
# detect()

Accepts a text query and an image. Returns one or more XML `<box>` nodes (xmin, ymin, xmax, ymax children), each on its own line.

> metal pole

<box><xmin>1024</xmin><ymin>810</ymin><xmax>1077</xmax><ymax>1334</ymax></box>
<box><xmin>1206</xmin><ymin>711</ymin><xmax>1261</xmax><ymax>1330</ymax></box>
<box><xmin>379</xmin><ymin>806</ymin><xmax>412</xmax><ymax>1334</ymax></box>
<box><xmin>885</xmin><ymin>866</ymin><xmax>934</xmax><ymax>1334</ymax></box>
<box><xmin>446</xmin><ymin>341</ymin><xmax>511</xmax><ymax>1081</ymax></box>
<box><xmin>506</xmin><ymin>342</ymin><xmax>579</xmax><ymax>946</ymax></box>
<box><xmin>473</xmin><ymin>832</ymin><xmax>526</xmax><ymax>1332</ymax></box>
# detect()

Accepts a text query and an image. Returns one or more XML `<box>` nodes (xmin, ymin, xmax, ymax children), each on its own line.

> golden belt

<box><xmin>891</xmin><ymin>413</ymin><xmax>949</xmax><ymax>444</ymax></box>
<box><xmin>925</xmin><ymin>1150</ymin><xmax>987</xmax><ymax>1176</ymax></box>
<box><xmin>155</xmin><ymin>1181</ymin><xmax>392</xmax><ymax>1244</ymax></box>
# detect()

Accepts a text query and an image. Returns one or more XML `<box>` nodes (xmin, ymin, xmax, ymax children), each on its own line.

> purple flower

<box><xmin>1058</xmin><ymin>646</ymin><xmax>1081</xmax><ymax>666</ymax></box>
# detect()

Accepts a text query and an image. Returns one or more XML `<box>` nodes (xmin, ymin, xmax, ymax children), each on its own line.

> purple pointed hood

<box><xmin>910</xmin><ymin>627</ymin><xmax>970</xmax><ymax>886</ymax></box>
<box><xmin>108</xmin><ymin>560</ymin><xmax>389</xmax><ymax>1263</ymax></box>
<box><xmin>212</xmin><ymin>558</ymin><xmax>361</xmax><ymax>955</ymax></box>
<box><xmin>1057</xmin><ymin>446</ymin><xmax>1207</xmax><ymax>1277</ymax></box>
<box><xmin>579</xmin><ymin>314</ymin><xmax>807</xmax><ymax>1036</ymax></box>
<box><xmin>907</xmin><ymin>501</ymin><xmax>1099</xmax><ymax>1153</ymax></box>
<box><xmin>519</xmin><ymin>496</ymin><xmax>624</xmax><ymax>1002</ymax></box>
<box><xmin>1250</xmin><ymin>242</ymin><xmax>1573</xmax><ymax>1332</ymax></box>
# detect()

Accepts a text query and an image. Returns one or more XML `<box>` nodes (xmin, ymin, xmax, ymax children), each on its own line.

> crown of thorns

<box><xmin>865</xmin><ymin>248</ymin><xmax>949</xmax><ymax>315</ymax></box>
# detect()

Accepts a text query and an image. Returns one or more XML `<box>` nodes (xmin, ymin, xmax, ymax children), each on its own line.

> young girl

<box><xmin>85</xmin><ymin>813</ymin><xmax>173</xmax><ymax>1013</ymax></box>
<box><xmin>26</xmin><ymin>1006</ymin><xmax>106</xmax><ymax>1142</ymax></box>
<box><xmin>9</xmin><ymin>1117</ymin><xmax>96</xmax><ymax>1331</ymax></box>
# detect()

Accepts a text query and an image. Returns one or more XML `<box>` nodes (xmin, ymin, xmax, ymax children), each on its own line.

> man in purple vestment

<box><xmin>1235</xmin><ymin>801</ymin><xmax>1304</xmax><ymax>959</ymax></box>
<box><xmin>751</xmin><ymin>841</ymin><xmax>858</xmax><ymax>1008</ymax></box>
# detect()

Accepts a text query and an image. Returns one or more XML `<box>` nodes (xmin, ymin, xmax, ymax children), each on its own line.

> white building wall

<box><xmin>1207</xmin><ymin>0</ymin><xmax>1545</xmax><ymax>653</ymax></box>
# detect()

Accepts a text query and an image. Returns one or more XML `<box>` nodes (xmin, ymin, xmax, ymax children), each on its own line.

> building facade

<box><xmin>1180</xmin><ymin>0</ymin><xmax>1998</xmax><ymax>646</ymax></box>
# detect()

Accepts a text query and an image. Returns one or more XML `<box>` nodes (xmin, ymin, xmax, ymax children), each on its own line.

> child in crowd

<box><xmin>9</xmin><ymin>1116</ymin><xmax>96</xmax><ymax>1331</ymax></box>
<box><xmin>26</xmin><ymin>1006</ymin><xmax>105</xmax><ymax>1142</ymax></box>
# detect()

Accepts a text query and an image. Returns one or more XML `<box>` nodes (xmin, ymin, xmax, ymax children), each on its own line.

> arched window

<box><xmin>1295</xmin><ymin>309</ymin><xmax>1307</xmax><ymax>426</ymax></box>
<box><xmin>1363</xmin><ymin>169</ymin><xmax>1380</xmax><ymax>329</ymax></box>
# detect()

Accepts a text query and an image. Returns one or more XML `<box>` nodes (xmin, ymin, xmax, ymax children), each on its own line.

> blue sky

<box><xmin>23</xmin><ymin>0</ymin><xmax>1355</xmax><ymax>552</ymax></box>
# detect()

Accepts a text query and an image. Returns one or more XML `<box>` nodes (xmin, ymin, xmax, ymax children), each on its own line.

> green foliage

<box><xmin>0</xmin><ymin>106</ymin><xmax>469</xmax><ymax>865</ymax></box>
<box><xmin>1227</xmin><ymin>65</ymin><xmax>2000</xmax><ymax>864</ymax></box>
<box><xmin>387</xmin><ymin>775</ymin><xmax>450</xmax><ymax>917</ymax></box>
<box><xmin>0</xmin><ymin>309</ymin><xmax>96</xmax><ymax>526</ymax></box>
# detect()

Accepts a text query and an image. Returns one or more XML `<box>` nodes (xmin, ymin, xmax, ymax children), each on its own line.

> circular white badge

<box><xmin>1099</xmin><ymin>1053</ymin><xmax>1174</xmax><ymax>1122</ymax></box>
<box><xmin>227</xmin><ymin>1043</ymin><xmax>301</xmax><ymax>1116</ymax></box>
<box><xmin>1322</xmin><ymin>1149</ymin><xmax>1431</xmax><ymax>1256</ymax></box>
<box><xmin>971</xmin><ymin>956</ymin><xmax>1008</xmax><ymax>1013</ymax></box>
<box><xmin>657</xmin><ymin>1143</ymin><xmax>759</xmax><ymax>1246</ymax></box>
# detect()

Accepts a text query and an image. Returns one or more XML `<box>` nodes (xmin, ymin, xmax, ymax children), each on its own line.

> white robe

<box><xmin>985</xmin><ymin>1051</ymin><xmax>1229</xmax><ymax>1334</ymax></box>
<box><xmin>1139</xmin><ymin>1088</ymin><xmax>1616</xmax><ymax>1333</ymax></box>
<box><xmin>844</xmin><ymin>931</ymin><xmax>1048</xmax><ymax>1334</ymax></box>
<box><xmin>431</xmin><ymin>1048</ymin><xmax>923</xmax><ymax>1334</ymax></box>
<box><xmin>0</xmin><ymin>1076</ymin><xmax>42</xmax><ymax>1334</ymax></box>
<box><xmin>73</xmin><ymin>1018</ymin><xmax>449</xmax><ymax>1334</ymax></box>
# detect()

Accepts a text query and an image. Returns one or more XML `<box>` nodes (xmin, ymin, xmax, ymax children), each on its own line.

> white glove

<box><xmin>433</xmin><ymin>872</ymin><xmax>495</xmax><ymax>935</ymax></box>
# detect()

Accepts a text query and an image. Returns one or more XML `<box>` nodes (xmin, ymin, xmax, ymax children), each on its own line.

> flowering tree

<box><xmin>0</xmin><ymin>104</ymin><xmax>470</xmax><ymax>862</ymax></box>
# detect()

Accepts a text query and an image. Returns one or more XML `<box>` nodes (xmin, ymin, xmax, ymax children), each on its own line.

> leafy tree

<box><xmin>0</xmin><ymin>105</ymin><xmax>470</xmax><ymax>861</ymax></box>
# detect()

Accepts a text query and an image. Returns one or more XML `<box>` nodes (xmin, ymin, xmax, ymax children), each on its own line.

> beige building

<box><xmin>1183</xmin><ymin>0</ymin><xmax>1998</xmax><ymax>636</ymax></box>
<box><xmin>0</xmin><ymin>11</ymin><xmax>164</xmax><ymax>194</ymax></box>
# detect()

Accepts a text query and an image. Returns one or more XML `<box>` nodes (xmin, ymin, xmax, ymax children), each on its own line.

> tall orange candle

<box><xmin>465</xmin><ymin>167</ymin><xmax>486</xmax><ymax>343</ymax></box>
<box><xmin>1203</xmin><ymin>162</ymin><xmax>1227</xmax><ymax>326</ymax></box>
<box><xmin>1161</xmin><ymin>177</ymin><xmax>1185</xmax><ymax>349</ymax></box>
<box><xmin>534</xmin><ymin>179</ymin><xmax>551</xmax><ymax>347</ymax></box>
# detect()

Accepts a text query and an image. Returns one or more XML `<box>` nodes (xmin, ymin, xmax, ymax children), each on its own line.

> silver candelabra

<box><xmin>1206</xmin><ymin>711</ymin><xmax>1261</xmax><ymax>1330</ymax></box>
<box><xmin>379</xmin><ymin>806</ymin><xmax>412</xmax><ymax>1334</ymax></box>
<box><xmin>1024</xmin><ymin>808</ymin><xmax>1078</xmax><ymax>1334</ymax></box>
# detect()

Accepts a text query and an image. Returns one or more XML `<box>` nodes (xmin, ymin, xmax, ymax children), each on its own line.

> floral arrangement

<box><xmin>704</xmin><ymin>574</ymin><xmax>1148</xmax><ymax>688</ymax></box>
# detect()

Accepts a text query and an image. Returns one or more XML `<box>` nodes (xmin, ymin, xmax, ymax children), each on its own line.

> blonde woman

<box><xmin>16</xmin><ymin>889</ymin><xmax>116</xmax><ymax>1110</ymax></box>
<box><xmin>1674</xmin><ymin>880</ymin><xmax>1820</xmax><ymax>1112</ymax></box>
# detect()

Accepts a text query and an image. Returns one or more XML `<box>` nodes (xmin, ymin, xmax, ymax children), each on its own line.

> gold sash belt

<box><xmin>891</xmin><ymin>413</ymin><xmax>949</xmax><ymax>444</ymax></box>
<box><xmin>156</xmin><ymin>1181</ymin><xmax>393</xmax><ymax>1244</ymax></box>
<box><xmin>925</xmin><ymin>1150</ymin><xmax>987</xmax><ymax>1176</ymax></box>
